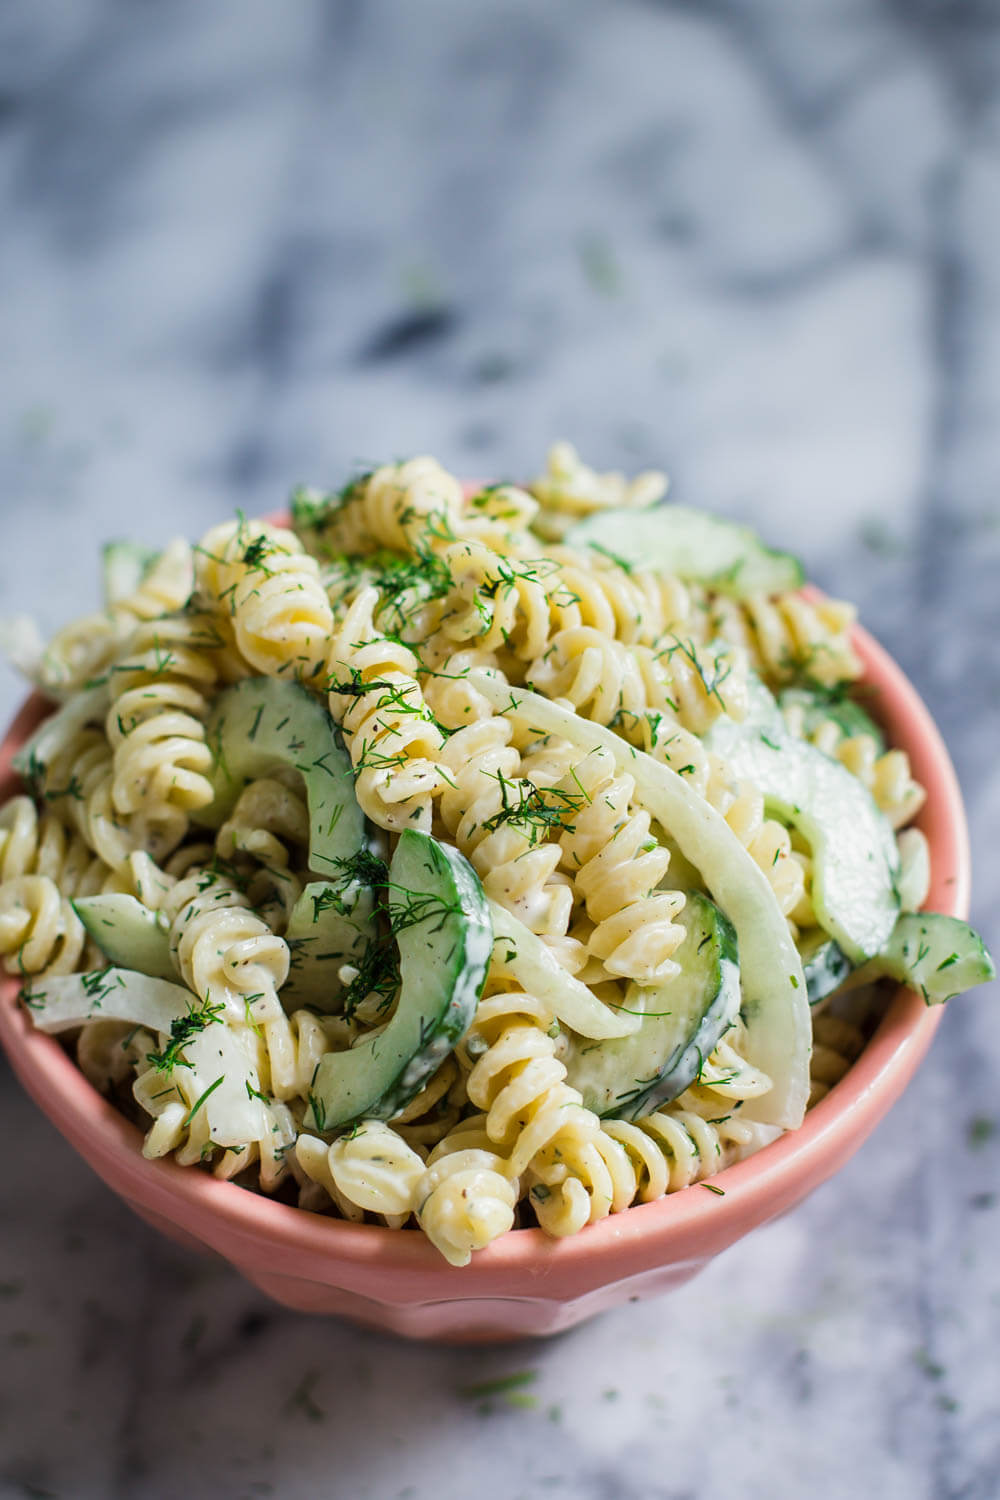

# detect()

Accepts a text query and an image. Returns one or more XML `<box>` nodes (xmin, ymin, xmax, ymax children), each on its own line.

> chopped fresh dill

<box><xmin>182</xmin><ymin>1075</ymin><xmax>225</xmax><ymax>1128</ymax></box>
<box><xmin>481</xmin><ymin>772</ymin><xmax>587</xmax><ymax>845</ymax></box>
<box><xmin>460</xmin><ymin>1370</ymin><xmax>538</xmax><ymax>1400</ymax></box>
<box><xmin>147</xmin><ymin>1002</ymin><xmax>226</xmax><ymax>1073</ymax></box>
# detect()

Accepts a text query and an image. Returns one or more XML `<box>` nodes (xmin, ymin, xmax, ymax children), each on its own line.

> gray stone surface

<box><xmin>0</xmin><ymin>3</ymin><xmax>997</xmax><ymax>1497</ymax></box>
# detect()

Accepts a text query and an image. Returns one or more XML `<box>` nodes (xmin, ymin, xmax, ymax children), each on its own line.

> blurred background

<box><xmin>1</xmin><ymin>2</ymin><xmax>998</xmax><ymax>1497</ymax></box>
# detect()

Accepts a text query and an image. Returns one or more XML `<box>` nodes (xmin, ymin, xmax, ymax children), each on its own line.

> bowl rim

<box><xmin>0</xmin><ymin>615</ymin><xmax>968</xmax><ymax>1289</ymax></box>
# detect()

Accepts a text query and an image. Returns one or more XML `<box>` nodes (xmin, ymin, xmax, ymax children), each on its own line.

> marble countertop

<box><xmin>1</xmin><ymin>3</ymin><xmax>998</xmax><ymax>1496</ymax></box>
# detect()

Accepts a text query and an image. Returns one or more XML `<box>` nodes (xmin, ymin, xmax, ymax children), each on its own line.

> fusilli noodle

<box><xmin>327</xmin><ymin>585</ymin><xmax>448</xmax><ymax>832</ymax></box>
<box><xmin>195</xmin><ymin>518</ymin><xmax>332</xmax><ymax>680</ymax></box>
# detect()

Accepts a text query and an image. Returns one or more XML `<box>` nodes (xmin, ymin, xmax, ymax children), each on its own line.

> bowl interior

<box><xmin>0</xmin><ymin>618</ymin><xmax>969</xmax><ymax>1291</ymax></box>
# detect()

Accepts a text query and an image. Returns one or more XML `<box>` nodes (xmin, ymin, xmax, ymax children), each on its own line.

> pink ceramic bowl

<box><xmin>0</xmin><ymin>620</ymin><xmax>968</xmax><ymax>1343</ymax></box>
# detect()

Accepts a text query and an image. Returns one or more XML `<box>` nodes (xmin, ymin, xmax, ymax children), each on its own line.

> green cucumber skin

<box><xmin>706</xmin><ymin>676</ymin><xmax>899</xmax><ymax>963</ymax></box>
<box><xmin>798</xmin><ymin>933</ymin><xmax>853</xmax><ymax>1008</ymax></box>
<box><xmin>72</xmin><ymin>894</ymin><xmax>175</xmax><ymax>980</ymax></box>
<box><xmin>198</xmin><ymin>679</ymin><xmax>362</xmax><ymax>875</ymax></box>
<box><xmin>877</xmin><ymin>913</ymin><xmax>994</xmax><ymax>1005</ymax></box>
<box><xmin>306</xmin><ymin>831</ymin><xmax>491</xmax><ymax>1130</ymax></box>
<box><xmin>565</xmin><ymin>893</ymin><xmax>742</xmax><ymax>1121</ymax></box>
<box><xmin>283</xmin><ymin>879</ymin><xmax>374</xmax><ymax>1010</ymax></box>
<box><xmin>469</xmin><ymin>670</ymin><xmax>810</xmax><ymax>1130</ymax></box>
<box><xmin>565</xmin><ymin>505</ymin><xmax>804</xmax><ymax>599</ymax></box>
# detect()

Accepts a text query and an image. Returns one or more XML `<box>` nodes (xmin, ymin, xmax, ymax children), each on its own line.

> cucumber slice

<box><xmin>283</xmin><ymin>878</ymin><xmax>372</xmax><ymax>1010</ymax></box>
<box><xmin>470</xmin><ymin>673</ymin><xmax>810</xmax><ymax>1130</ymax></box>
<box><xmin>779</xmin><ymin>687</ymin><xmax>886</xmax><ymax>753</ymax></box>
<box><xmin>305</xmin><ymin>830</ymin><xmax>491</xmax><ymax>1130</ymax></box>
<box><xmin>199</xmin><ymin>678</ymin><xmax>373</xmax><ymax>1002</ymax></box>
<box><xmin>72</xmin><ymin>893</ymin><xmax>174</xmax><ymax>980</ymax></box>
<box><xmin>198</xmin><ymin>679</ymin><xmax>360</xmax><ymax>868</ymax></box>
<box><xmin>565</xmin><ymin>505</ymin><xmax>804</xmax><ymax>598</ymax></box>
<box><xmin>798</xmin><ymin>930</ymin><xmax>852</xmax><ymax>1008</ymax></box>
<box><xmin>862</xmin><ymin>913</ymin><xmax>994</xmax><ymax>1005</ymax></box>
<box><xmin>24</xmin><ymin>966</ymin><xmax>196</xmax><ymax>1035</ymax></box>
<box><xmin>706</xmin><ymin>676</ymin><xmax>899</xmax><ymax>963</ymax></box>
<box><xmin>24</xmin><ymin>968</ymin><xmax>267</xmax><ymax>1147</ymax></box>
<box><xmin>102</xmin><ymin>542</ymin><xmax>160</xmax><ymax>609</ymax></box>
<box><xmin>563</xmin><ymin>892</ymin><xmax>741</xmax><ymax>1119</ymax></box>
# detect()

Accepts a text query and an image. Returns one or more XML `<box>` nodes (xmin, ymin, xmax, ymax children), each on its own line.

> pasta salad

<box><xmin>0</xmin><ymin>444</ymin><xmax>992</xmax><ymax>1265</ymax></box>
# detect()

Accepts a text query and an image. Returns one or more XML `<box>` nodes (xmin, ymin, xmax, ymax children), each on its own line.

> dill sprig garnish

<box><xmin>480</xmin><ymin>772</ymin><xmax>588</xmax><ymax>845</ymax></box>
<box><xmin>182</xmin><ymin>1075</ymin><xmax>225</xmax><ymax>1128</ymax></box>
<box><xmin>146</xmin><ymin>1001</ymin><xmax>227</xmax><ymax>1074</ymax></box>
<box><xmin>653</xmin><ymin>633</ymin><xmax>734</xmax><ymax>712</ymax></box>
<box><xmin>369</xmin><ymin>547</ymin><xmax>454</xmax><ymax>635</ymax></box>
<box><xmin>80</xmin><ymin>968</ymin><xmax>126</xmax><ymax>1007</ymax></box>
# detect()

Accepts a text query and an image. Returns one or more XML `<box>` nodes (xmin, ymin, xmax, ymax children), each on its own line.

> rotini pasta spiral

<box><xmin>244</xmin><ymin>1007</ymin><xmax>354</xmax><ymax>1103</ymax></box>
<box><xmin>27</xmin><ymin>710</ymin><xmax>136</xmax><ymax>872</ymax></box>
<box><xmin>162</xmin><ymin>866</ymin><xmax>290</xmax><ymax>1025</ymax></box>
<box><xmin>528</xmin><ymin>441</ymin><xmax>667</xmax><ymax>542</ymax></box>
<box><xmin>298</xmin><ymin>458</ymin><xmax>467</xmax><ymax>559</ymax></box>
<box><xmin>457</xmin><ymin>978</ymin><xmax>778</xmax><ymax>1233</ymax></box>
<box><xmin>707</xmin><ymin>591</ymin><xmax>862</xmax><ymax>691</ymax></box>
<box><xmin>105</xmin><ymin>614</ymin><xmax>220</xmax><ymax>858</ymax></box>
<box><xmin>437</xmin><ymin>537</ymin><xmax>698</xmax><ymax>669</ymax></box>
<box><xmin>437</xmin><ymin>539</ymin><xmax>579</xmax><ymax>667</ymax></box>
<box><xmin>452</xmin><ymin>483</ymin><xmax>539</xmax><ymax>552</ymax></box>
<box><xmin>0</xmin><ymin>795</ymin><xmax>158</xmax><ymax>975</ymax></box>
<box><xmin>132</xmin><ymin>1048</ymin><xmax>297</xmax><ymax>1191</ymax></box>
<box><xmin>327</xmin><ymin>585</ymin><xmax>448</xmax><ymax>832</ymax></box>
<box><xmin>602</xmin><ymin>1105</ymin><xmax>779</xmax><ymax>1197</ymax></box>
<box><xmin>705</xmin><ymin>773</ymin><xmax>805</xmax><ymax>920</ymax></box>
<box><xmin>534</xmin><ymin>543</ymin><xmax>697</xmax><ymax>648</ymax></box>
<box><xmin>437</xmin><ymin>715</ymin><xmax>572</xmax><ymax>938</ymax></box>
<box><xmin>528</xmin><ymin>626</ymin><xmax>746</xmax><ymax>736</ymax></box>
<box><xmin>296</xmin><ymin>1122</ymin><xmax>427</xmax><ymax>1227</ymax></box>
<box><xmin>807</xmin><ymin>1012</ymin><xmax>866</xmax><ymax>1107</ymax></box>
<box><xmin>195</xmin><ymin>518</ymin><xmax>332</xmax><ymax>680</ymax></box>
<box><xmin>421</xmin><ymin>648</ymin><xmax>502</xmax><ymax>731</ymax></box>
<box><xmin>558</xmin><ymin>747</ymin><xmax>687</xmax><ymax>986</ymax></box>
<box><xmin>414</xmin><ymin>1141</ymin><xmax>518</xmax><ymax>1266</ymax></box>
<box><xmin>463</xmin><ymin>982</ymin><xmax>620</xmax><ymax>1237</ymax></box>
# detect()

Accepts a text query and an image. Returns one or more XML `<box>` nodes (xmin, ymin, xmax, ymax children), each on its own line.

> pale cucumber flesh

<box><xmin>283</xmin><ymin>879</ymin><xmax>373</xmax><ymax>1010</ymax></box>
<box><xmin>199</xmin><ymin>678</ymin><xmax>362</xmax><ymax>876</ymax></box>
<box><xmin>72</xmin><ymin>893</ymin><xmax>174</xmax><ymax>980</ymax></box>
<box><xmin>305</xmin><ymin>830</ymin><xmax>491</xmax><ymax>1131</ymax></box>
<box><xmin>469</xmin><ymin>673</ymin><xmax>810</xmax><ymax>1130</ymax></box>
<box><xmin>864</xmin><ymin>912</ymin><xmax>994</xmax><ymax>1004</ymax></box>
<box><xmin>706</xmin><ymin>676</ymin><xmax>899</xmax><ymax>963</ymax></box>
<box><xmin>797</xmin><ymin>930</ymin><xmax>853</xmax><ymax>1008</ymax></box>
<box><xmin>565</xmin><ymin>505</ymin><xmax>804</xmax><ymax>598</ymax></box>
<box><xmin>563</xmin><ymin>892</ymin><xmax>741</xmax><ymax>1120</ymax></box>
